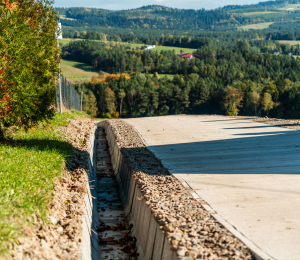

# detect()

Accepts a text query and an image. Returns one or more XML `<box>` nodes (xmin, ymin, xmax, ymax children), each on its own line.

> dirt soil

<box><xmin>107</xmin><ymin>120</ymin><xmax>254</xmax><ymax>260</ymax></box>
<box><xmin>8</xmin><ymin>117</ymin><xmax>95</xmax><ymax>260</ymax></box>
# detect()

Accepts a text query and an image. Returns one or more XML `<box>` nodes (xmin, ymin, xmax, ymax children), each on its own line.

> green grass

<box><xmin>278</xmin><ymin>4</ymin><xmax>300</xmax><ymax>10</ymax></box>
<box><xmin>0</xmin><ymin>111</ymin><xmax>87</xmax><ymax>256</ymax></box>
<box><xmin>61</xmin><ymin>59</ymin><xmax>99</xmax><ymax>83</ymax></box>
<box><xmin>119</xmin><ymin>42</ymin><xmax>197</xmax><ymax>53</ymax></box>
<box><xmin>278</xmin><ymin>40</ymin><xmax>300</xmax><ymax>45</ymax></box>
<box><xmin>237</xmin><ymin>22</ymin><xmax>274</xmax><ymax>30</ymax></box>
<box><xmin>145</xmin><ymin>73</ymin><xmax>175</xmax><ymax>79</ymax></box>
<box><xmin>242</xmin><ymin>11</ymin><xmax>279</xmax><ymax>16</ymax></box>
<box><xmin>59</xmin><ymin>38</ymin><xmax>197</xmax><ymax>53</ymax></box>
<box><xmin>59</xmin><ymin>38</ymin><xmax>82</xmax><ymax>45</ymax></box>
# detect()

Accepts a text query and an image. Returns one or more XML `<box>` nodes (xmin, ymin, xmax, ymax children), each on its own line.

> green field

<box><xmin>59</xmin><ymin>38</ymin><xmax>196</xmax><ymax>53</ymax></box>
<box><xmin>237</xmin><ymin>22</ymin><xmax>274</xmax><ymax>30</ymax></box>
<box><xmin>278</xmin><ymin>4</ymin><xmax>300</xmax><ymax>10</ymax></box>
<box><xmin>60</xmin><ymin>59</ymin><xmax>99</xmax><ymax>83</ymax></box>
<box><xmin>278</xmin><ymin>40</ymin><xmax>300</xmax><ymax>45</ymax></box>
<box><xmin>146</xmin><ymin>73</ymin><xmax>175</xmax><ymax>79</ymax></box>
<box><xmin>59</xmin><ymin>38</ymin><xmax>82</xmax><ymax>45</ymax></box>
<box><xmin>242</xmin><ymin>11</ymin><xmax>279</xmax><ymax>16</ymax></box>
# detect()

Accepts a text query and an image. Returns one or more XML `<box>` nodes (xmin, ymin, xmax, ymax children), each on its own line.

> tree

<box><xmin>99</xmin><ymin>33</ymin><xmax>107</xmax><ymax>41</ymax></box>
<box><xmin>261</xmin><ymin>93</ymin><xmax>274</xmax><ymax>116</ymax></box>
<box><xmin>83</xmin><ymin>91</ymin><xmax>98</xmax><ymax>117</ymax></box>
<box><xmin>223</xmin><ymin>87</ymin><xmax>244</xmax><ymax>116</ymax></box>
<box><xmin>118</xmin><ymin>89</ymin><xmax>126</xmax><ymax>117</ymax></box>
<box><xmin>104</xmin><ymin>87</ymin><xmax>116</xmax><ymax>115</ymax></box>
<box><xmin>249</xmin><ymin>91</ymin><xmax>261</xmax><ymax>116</ymax></box>
<box><xmin>237</xmin><ymin>40</ymin><xmax>249</xmax><ymax>51</ymax></box>
<box><xmin>0</xmin><ymin>0</ymin><xmax>60</xmax><ymax>139</ymax></box>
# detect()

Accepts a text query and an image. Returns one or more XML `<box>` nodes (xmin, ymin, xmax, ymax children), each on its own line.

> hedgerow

<box><xmin>0</xmin><ymin>0</ymin><xmax>60</xmax><ymax>138</ymax></box>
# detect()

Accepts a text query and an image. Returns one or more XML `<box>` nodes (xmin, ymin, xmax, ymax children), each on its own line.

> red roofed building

<box><xmin>183</xmin><ymin>53</ymin><xmax>194</xmax><ymax>60</ymax></box>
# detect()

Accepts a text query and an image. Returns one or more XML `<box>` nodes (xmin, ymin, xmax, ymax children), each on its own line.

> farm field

<box><xmin>60</xmin><ymin>59</ymin><xmax>98</xmax><ymax>83</ymax></box>
<box><xmin>59</xmin><ymin>38</ymin><xmax>197</xmax><ymax>53</ymax></box>
<box><xmin>278</xmin><ymin>40</ymin><xmax>300</xmax><ymax>45</ymax></box>
<box><xmin>238</xmin><ymin>22</ymin><xmax>274</xmax><ymax>30</ymax></box>
<box><xmin>242</xmin><ymin>11</ymin><xmax>279</xmax><ymax>16</ymax></box>
<box><xmin>278</xmin><ymin>4</ymin><xmax>300</xmax><ymax>10</ymax></box>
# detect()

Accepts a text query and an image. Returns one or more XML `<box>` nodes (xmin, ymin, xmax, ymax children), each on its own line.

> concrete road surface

<box><xmin>124</xmin><ymin>115</ymin><xmax>300</xmax><ymax>260</ymax></box>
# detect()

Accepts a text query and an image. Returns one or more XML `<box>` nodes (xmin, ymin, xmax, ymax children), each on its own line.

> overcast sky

<box><xmin>53</xmin><ymin>0</ymin><xmax>269</xmax><ymax>10</ymax></box>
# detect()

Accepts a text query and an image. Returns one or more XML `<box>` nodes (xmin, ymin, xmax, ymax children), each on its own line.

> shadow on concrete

<box><xmin>224</xmin><ymin>125</ymin><xmax>276</xmax><ymax>130</ymax></box>
<box><xmin>145</xmin><ymin>129</ymin><xmax>300</xmax><ymax>175</ymax></box>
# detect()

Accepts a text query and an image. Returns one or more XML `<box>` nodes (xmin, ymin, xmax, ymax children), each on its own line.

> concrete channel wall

<box><xmin>80</xmin><ymin>124</ymin><xmax>100</xmax><ymax>260</ymax></box>
<box><xmin>97</xmin><ymin>121</ymin><xmax>178</xmax><ymax>260</ymax></box>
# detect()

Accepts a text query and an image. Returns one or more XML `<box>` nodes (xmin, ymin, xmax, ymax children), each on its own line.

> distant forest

<box><xmin>56</xmin><ymin>0</ymin><xmax>300</xmax><ymax>119</ymax></box>
<box><xmin>55</xmin><ymin>0</ymin><xmax>300</xmax><ymax>31</ymax></box>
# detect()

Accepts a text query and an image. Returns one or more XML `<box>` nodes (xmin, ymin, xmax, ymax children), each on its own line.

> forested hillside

<box><xmin>57</xmin><ymin>0</ymin><xmax>300</xmax><ymax>119</ymax></box>
<box><xmin>61</xmin><ymin>40</ymin><xmax>300</xmax><ymax>119</ymax></box>
<box><xmin>58</xmin><ymin>5</ymin><xmax>243</xmax><ymax>30</ymax></box>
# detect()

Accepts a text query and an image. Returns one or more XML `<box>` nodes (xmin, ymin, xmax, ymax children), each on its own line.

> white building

<box><xmin>144</xmin><ymin>45</ymin><xmax>156</xmax><ymax>51</ymax></box>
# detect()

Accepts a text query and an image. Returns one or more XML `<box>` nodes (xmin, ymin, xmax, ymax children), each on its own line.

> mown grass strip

<box><xmin>0</xmin><ymin>111</ymin><xmax>87</xmax><ymax>256</ymax></box>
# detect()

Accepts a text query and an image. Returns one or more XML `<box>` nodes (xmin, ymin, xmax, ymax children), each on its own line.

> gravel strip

<box><xmin>10</xmin><ymin>117</ymin><xmax>95</xmax><ymax>260</ymax></box>
<box><xmin>232</xmin><ymin>116</ymin><xmax>300</xmax><ymax>131</ymax></box>
<box><xmin>107</xmin><ymin>120</ymin><xmax>254</xmax><ymax>260</ymax></box>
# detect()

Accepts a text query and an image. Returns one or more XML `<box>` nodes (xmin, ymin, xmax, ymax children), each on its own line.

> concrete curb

<box><xmin>80</xmin><ymin>124</ymin><xmax>100</xmax><ymax>260</ymax></box>
<box><xmin>97</xmin><ymin>121</ymin><xmax>178</xmax><ymax>260</ymax></box>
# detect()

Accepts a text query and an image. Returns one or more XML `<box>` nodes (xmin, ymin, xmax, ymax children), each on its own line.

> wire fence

<box><xmin>55</xmin><ymin>75</ymin><xmax>81</xmax><ymax>111</ymax></box>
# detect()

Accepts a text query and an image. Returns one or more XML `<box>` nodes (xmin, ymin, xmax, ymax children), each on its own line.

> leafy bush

<box><xmin>0</xmin><ymin>0</ymin><xmax>60</xmax><ymax>138</ymax></box>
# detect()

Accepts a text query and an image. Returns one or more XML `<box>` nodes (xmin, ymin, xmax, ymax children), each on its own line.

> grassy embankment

<box><xmin>0</xmin><ymin>111</ymin><xmax>87</xmax><ymax>256</ymax></box>
<box><xmin>60</xmin><ymin>59</ymin><xmax>98</xmax><ymax>83</ymax></box>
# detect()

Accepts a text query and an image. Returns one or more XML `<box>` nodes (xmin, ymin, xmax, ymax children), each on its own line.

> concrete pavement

<box><xmin>124</xmin><ymin>115</ymin><xmax>300</xmax><ymax>260</ymax></box>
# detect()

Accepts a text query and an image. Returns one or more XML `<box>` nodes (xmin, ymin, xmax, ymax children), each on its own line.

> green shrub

<box><xmin>0</xmin><ymin>0</ymin><xmax>60</xmax><ymax>138</ymax></box>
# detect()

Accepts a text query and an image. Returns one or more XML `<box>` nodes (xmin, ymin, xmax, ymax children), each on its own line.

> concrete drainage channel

<box><xmin>83</xmin><ymin>120</ymin><xmax>268</xmax><ymax>260</ymax></box>
<box><xmin>97</xmin><ymin>121</ymin><xmax>178</xmax><ymax>260</ymax></box>
<box><xmin>96</xmin><ymin>127</ymin><xmax>138</xmax><ymax>259</ymax></box>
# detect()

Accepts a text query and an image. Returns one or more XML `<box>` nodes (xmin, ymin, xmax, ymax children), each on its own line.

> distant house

<box><xmin>144</xmin><ymin>45</ymin><xmax>156</xmax><ymax>51</ymax></box>
<box><xmin>273</xmin><ymin>51</ymin><xmax>280</xmax><ymax>55</ymax></box>
<box><xmin>177</xmin><ymin>52</ymin><xmax>194</xmax><ymax>60</ymax></box>
<box><xmin>183</xmin><ymin>53</ymin><xmax>194</xmax><ymax>60</ymax></box>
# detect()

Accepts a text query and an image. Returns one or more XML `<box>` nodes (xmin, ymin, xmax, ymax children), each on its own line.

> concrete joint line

<box><xmin>124</xmin><ymin>183</ymin><xmax>136</xmax><ymax>219</ymax></box>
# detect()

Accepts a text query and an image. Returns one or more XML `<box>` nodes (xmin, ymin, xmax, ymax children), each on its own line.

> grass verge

<box><xmin>0</xmin><ymin>110</ymin><xmax>88</xmax><ymax>256</ymax></box>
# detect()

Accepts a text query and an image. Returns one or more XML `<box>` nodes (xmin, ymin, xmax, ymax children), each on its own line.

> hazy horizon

<box><xmin>53</xmin><ymin>0</ymin><xmax>270</xmax><ymax>11</ymax></box>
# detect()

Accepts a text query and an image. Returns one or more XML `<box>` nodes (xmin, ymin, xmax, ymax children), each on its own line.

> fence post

<box><xmin>59</xmin><ymin>73</ymin><xmax>63</xmax><ymax>113</ymax></box>
<box><xmin>80</xmin><ymin>92</ymin><xmax>83</xmax><ymax>112</ymax></box>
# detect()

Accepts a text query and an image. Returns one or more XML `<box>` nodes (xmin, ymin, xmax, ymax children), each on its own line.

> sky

<box><xmin>53</xmin><ymin>0</ymin><xmax>269</xmax><ymax>11</ymax></box>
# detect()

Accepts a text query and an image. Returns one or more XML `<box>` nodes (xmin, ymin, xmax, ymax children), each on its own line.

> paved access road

<box><xmin>124</xmin><ymin>115</ymin><xmax>300</xmax><ymax>260</ymax></box>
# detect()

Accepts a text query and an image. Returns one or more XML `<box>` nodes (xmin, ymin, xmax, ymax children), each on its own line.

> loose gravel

<box><xmin>107</xmin><ymin>120</ymin><xmax>254</xmax><ymax>260</ymax></box>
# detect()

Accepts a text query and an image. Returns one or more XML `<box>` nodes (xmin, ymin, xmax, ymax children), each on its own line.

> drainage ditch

<box><xmin>96</xmin><ymin>127</ymin><xmax>138</xmax><ymax>260</ymax></box>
